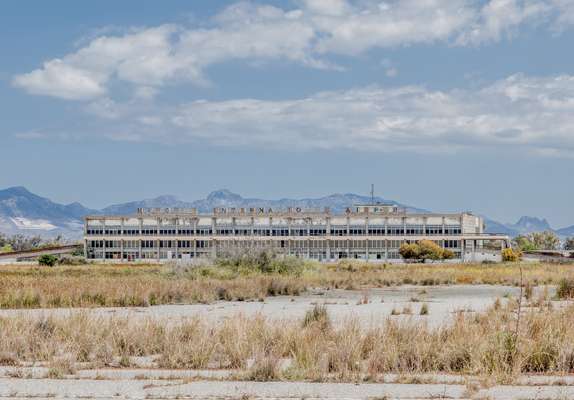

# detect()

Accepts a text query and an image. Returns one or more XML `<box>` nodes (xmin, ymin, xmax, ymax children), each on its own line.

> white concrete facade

<box><xmin>84</xmin><ymin>204</ymin><xmax>510</xmax><ymax>262</ymax></box>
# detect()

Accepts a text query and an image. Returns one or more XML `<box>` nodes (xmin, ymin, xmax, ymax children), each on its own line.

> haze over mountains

<box><xmin>1</xmin><ymin>186</ymin><xmax>572</xmax><ymax>239</ymax></box>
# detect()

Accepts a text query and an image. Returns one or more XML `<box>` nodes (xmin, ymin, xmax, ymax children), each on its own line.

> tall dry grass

<box><xmin>0</xmin><ymin>301</ymin><xmax>573</xmax><ymax>382</ymax></box>
<box><xmin>0</xmin><ymin>261</ymin><xmax>573</xmax><ymax>309</ymax></box>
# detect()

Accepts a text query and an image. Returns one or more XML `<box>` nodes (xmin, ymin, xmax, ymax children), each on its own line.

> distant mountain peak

<box><xmin>1</xmin><ymin>186</ymin><xmax>572</xmax><ymax>240</ymax></box>
<box><xmin>153</xmin><ymin>195</ymin><xmax>179</xmax><ymax>202</ymax></box>
<box><xmin>511</xmin><ymin>216</ymin><xmax>552</xmax><ymax>233</ymax></box>
<box><xmin>0</xmin><ymin>186</ymin><xmax>34</xmax><ymax>197</ymax></box>
<box><xmin>206</xmin><ymin>189</ymin><xmax>242</xmax><ymax>202</ymax></box>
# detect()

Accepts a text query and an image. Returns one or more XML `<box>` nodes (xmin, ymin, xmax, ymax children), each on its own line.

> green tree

<box><xmin>399</xmin><ymin>241</ymin><xmax>454</xmax><ymax>263</ymax></box>
<box><xmin>564</xmin><ymin>237</ymin><xmax>574</xmax><ymax>251</ymax></box>
<box><xmin>529</xmin><ymin>231</ymin><xmax>560</xmax><ymax>250</ymax></box>
<box><xmin>418</xmin><ymin>240</ymin><xmax>447</xmax><ymax>262</ymax></box>
<box><xmin>399</xmin><ymin>243</ymin><xmax>421</xmax><ymax>261</ymax></box>
<box><xmin>442</xmin><ymin>248</ymin><xmax>455</xmax><ymax>260</ymax></box>
<box><xmin>512</xmin><ymin>235</ymin><xmax>536</xmax><ymax>251</ymax></box>
<box><xmin>0</xmin><ymin>244</ymin><xmax>13</xmax><ymax>253</ymax></box>
<box><xmin>513</xmin><ymin>231</ymin><xmax>560</xmax><ymax>251</ymax></box>
<box><xmin>38</xmin><ymin>254</ymin><xmax>58</xmax><ymax>267</ymax></box>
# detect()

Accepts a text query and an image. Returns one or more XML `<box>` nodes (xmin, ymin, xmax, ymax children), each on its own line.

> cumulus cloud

<box><xmin>457</xmin><ymin>0</ymin><xmax>552</xmax><ymax>45</ymax></box>
<box><xmin>73</xmin><ymin>74</ymin><xmax>570</xmax><ymax>157</ymax></box>
<box><xmin>14</xmin><ymin>0</ymin><xmax>574</xmax><ymax>100</ymax></box>
<box><xmin>550</xmin><ymin>0</ymin><xmax>574</xmax><ymax>31</ymax></box>
<box><xmin>13</xmin><ymin>59</ymin><xmax>105</xmax><ymax>100</ymax></box>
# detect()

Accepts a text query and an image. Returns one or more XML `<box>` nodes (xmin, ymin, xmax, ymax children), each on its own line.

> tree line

<box><xmin>513</xmin><ymin>231</ymin><xmax>574</xmax><ymax>251</ymax></box>
<box><xmin>0</xmin><ymin>233</ymin><xmax>65</xmax><ymax>253</ymax></box>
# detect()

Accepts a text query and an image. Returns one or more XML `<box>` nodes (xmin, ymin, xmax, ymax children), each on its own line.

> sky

<box><xmin>1</xmin><ymin>0</ymin><xmax>574</xmax><ymax>227</ymax></box>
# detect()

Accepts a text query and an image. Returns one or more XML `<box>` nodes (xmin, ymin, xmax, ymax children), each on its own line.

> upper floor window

<box><xmin>387</xmin><ymin>226</ymin><xmax>405</xmax><ymax>235</ymax></box>
<box><xmin>425</xmin><ymin>225</ymin><xmax>443</xmax><ymax>235</ymax></box>
<box><xmin>405</xmin><ymin>225</ymin><xmax>423</xmax><ymax>235</ymax></box>
<box><xmin>330</xmin><ymin>226</ymin><xmax>347</xmax><ymax>236</ymax></box>
<box><xmin>445</xmin><ymin>226</ymin><xmax>462</xmax><ymax>235</ymax></box>
<box><xmin>368</xmin><ymin>227</ymin><xmax>385</xmax><ymax>235</ymax></box>
<box><xmin>310</xmin><ymin>228</ymin><xmax>326</xmax><ymax>236</ymax></box>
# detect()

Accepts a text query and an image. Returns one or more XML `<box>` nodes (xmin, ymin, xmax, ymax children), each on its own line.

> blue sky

<box><xmin>2</xmin><ymin>0</ymin><xmax>574</xmax><ymax>227</ymax></box>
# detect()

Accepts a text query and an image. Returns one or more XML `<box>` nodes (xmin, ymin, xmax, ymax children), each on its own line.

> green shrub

<box><xmin>58</xmin><ymin>255</ymin><xmax>88</xmax><ymax>265</ymax></box>
<box><xmin>38</xmin><ymin>254</ymin><xmax>58</xmax><ymax>267</ymax></box>
<box><xmin>399</xmin><ymin>240</ymin><xmax>455</xmax><ymax>262</ymax></box>
<box><xmin>216</xmin><ymin>249</ymin><xmax>305</xmax><ymax>276</ymax></box>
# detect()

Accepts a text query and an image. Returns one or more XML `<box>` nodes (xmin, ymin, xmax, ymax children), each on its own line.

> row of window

<box><xmin>88</xmin><ymin>239</ymin><xmax>460</xmax><ymax>250</ymax></box>
<box><xmin>87</xmin><ymin>226</ymin><xmax>462</xmax><ymax>236</ymax></box>
<box><xmin>88</xmin><ymin>250</ymin><xmax>463</xmax><ymax>261</ymax></box>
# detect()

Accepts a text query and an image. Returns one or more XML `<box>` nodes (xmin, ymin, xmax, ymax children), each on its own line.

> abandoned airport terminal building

<box><xmin>84</xmin><ymin>204</ymin><xmax>511</xmax><ymax>263</ymax></box>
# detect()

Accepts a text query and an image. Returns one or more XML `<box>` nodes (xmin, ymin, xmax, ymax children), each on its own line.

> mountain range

<box><xmin>1</xmin><ymin>186</ymin><xmax>573</xmax><ymax>239</ymax></box>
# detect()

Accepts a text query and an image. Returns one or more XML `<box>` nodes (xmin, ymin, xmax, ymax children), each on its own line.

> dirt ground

<box><xmin>2</xmin><ymin>284</ymin><xmax>573</xmax><ymax>399</ymax></box>
<box><xmin>0</xmin><ymin>284</ymin><xmax>552</xmax><ymax>328</ymax></box>
<box><xmin>2</xmin><ymin>373</ymin><xmax>574</xmax><ymax>399</ymax></box>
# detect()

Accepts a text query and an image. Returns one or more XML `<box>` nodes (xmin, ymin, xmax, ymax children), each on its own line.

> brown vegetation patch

<box><xmin>0</xmin><ymin>261</ymin><xmax>572</xmax><ymax>309</ymax></box>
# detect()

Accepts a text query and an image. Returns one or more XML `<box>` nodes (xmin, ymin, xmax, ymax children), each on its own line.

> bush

<box><xmin>0</xmin><ymin>244</ymin><xmax>14</xmax><ymax>254</ymax></box>
<box><xmin>57</xmin><ymin>255</ymin><xmax>88</xmax><ymax>265</ymax></box>
<box><xmin>502</xmin><ymin>248</ymin><xmax>522</xmax><ymax>262</ymax></box>
<box><xmin>302</xmin><ymin>304</ymin><xmax>330</xmax><ymax>331</ymax></box>
<box><xmin>556</xmin><ymin>278</ymin><xmax>574</xmax><ymax>300</ymax></box>
<box><xmin>399</xmin><ymin>240</ymin><xmax>454</xmax><ymax>263</ymax></box>
<box><xmin>420</xmin><ymin>303</ymin><xmax>429</xmax><ymax>315</ymax></box>
<box><xmin>399</xmin><ymin>243</ymin><xmax>420</xmax><ymax>261</ymax></box>
<box><xmin>38</xmin><ymin>254</ymin><xmax>58</xmax><ymax>267</ymax></box>
<box><xmin>216</xmin><ymin>248</ymin><xmax>305</xmax><ymax>276</ymax></box>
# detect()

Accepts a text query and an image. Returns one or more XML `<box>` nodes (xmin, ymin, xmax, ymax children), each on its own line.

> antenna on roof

<box><xmin>370</xmin><ymin>184</ymin><xmax>374</xmax><ymax>204</ymax></box>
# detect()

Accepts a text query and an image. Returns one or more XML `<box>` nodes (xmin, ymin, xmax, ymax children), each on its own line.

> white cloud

<box><xmin>84</xmin><ymin>97</ymin><xmax>122</xmax><ymax>119</ymax></box>
<box><xmin>550</xmin><ymin>0</ymin><xmax>574</xmax><ymax>31</ymax></box>
<box><xmin>13</xmin><ymin>131</ymin><xmax>48</xmax><ymax>140</ymax></box>
<box><xmin>299</xmin><ymin>0</ymin><xmax>350</xmax><ymax>16</ymax></box>
<box><xmin>13</xmin><ymin>59</ymin><xmax>105</xmax><ymax>100</ymax></box>
<box><xmin>457</xmin><ymin>0</ymin><xmax>552</xmax><ymax>45</ymax></box>
<box><xmin>73</xmin><ymin>74</ymin><xmax>569</xmax><ymax>157</ymax></box>
<box><xmin>14</xmin><ymin>1</ymin><xmax>574</xmax><ymax>100</ymax></box>
<box><xmin>311</xmin><ymin>0</ymin><xmax>477</xmax><ymax>54</ymax></box>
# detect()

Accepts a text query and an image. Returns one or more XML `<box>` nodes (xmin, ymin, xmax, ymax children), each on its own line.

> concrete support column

<box><xmin>347</xmin><ymin>239</ymin><xmax>350</xmax><ymax>259</ymax></box>
<box><xmin>384</xmin><ymin>239</ymin><xmax>388</xmax><ymax>260</ymax></box>
<box><xmin>287</xmin><ymin>217</ymin><xmax>291</xmax><ymax>256</ymax></box>
<box><xmin>346</xmin><ymin>216</ymin><xmax>350</xmax><ymax>258</ymax></box>
<box><xmin>403</xmin><ymin>217</ymin><xmax>406</xmax><ymax>238</ymax></box>
<box><xmin>120</xmin><ymin>218</ymin><xmax>125</xmax><ymax>261</ymax></box>
<box><xmin>102</xmin><ymin>224</ymin><xmax>106</xmax><ymax>261</ymax></box>
<box><xmin>156</xmin><ymin>239</ymin><xmax>160</xmax><ymax>262</ymax></box>
<box><xmin>365</xmin><ymin>216</ymin><xmax>369</xmax><ymax>262</ymax></box>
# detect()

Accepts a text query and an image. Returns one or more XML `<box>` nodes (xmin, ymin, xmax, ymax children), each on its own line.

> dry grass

<box><xmin>0</xmin><ymin>264</ymin><xmax>304</xmax><ymax>308</ymax></box>
<box><xmin>1</xmin><ymin>300</ymin><xmax>574</xmax><ymax>382</ymax></box>
<box><xmin>0</xmin><ymin>261</ymin><xmax>573</xmax><ymax>309</ymax></box>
